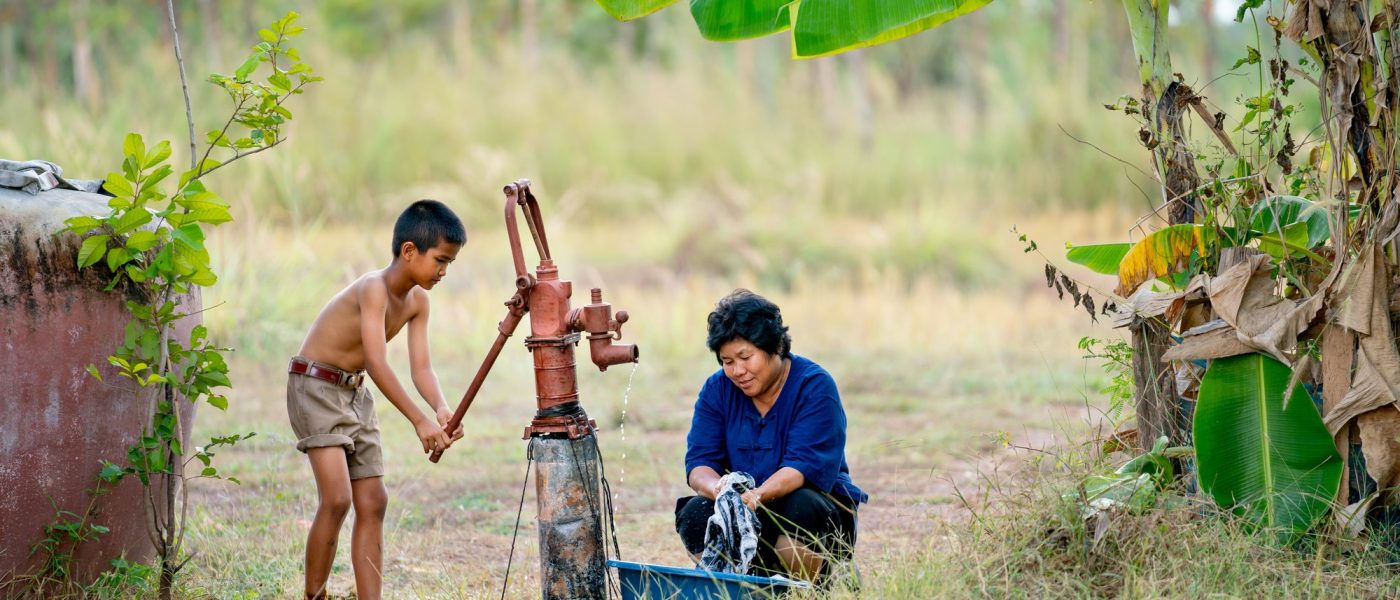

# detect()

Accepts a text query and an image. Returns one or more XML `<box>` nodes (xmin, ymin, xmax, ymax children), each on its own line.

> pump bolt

<box><xmin>591</xmin><ymin>288</ymin><xmax>603</xmax><ymax>304</ymax></box>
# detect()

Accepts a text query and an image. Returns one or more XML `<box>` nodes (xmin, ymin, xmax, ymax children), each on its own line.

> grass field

<box><xmin>172</xmin><ymin>207</ymin><xmax>1124</xmax><ymax>598</ymax></box>
<box><xmin>165</xmin><ymin>210</ymin><xmax>1400</xmax><ymax>599</ymax></box>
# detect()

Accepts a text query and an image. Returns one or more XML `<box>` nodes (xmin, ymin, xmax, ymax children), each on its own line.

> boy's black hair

<box><xmin>706</xmin><ymin>289</ymin><xmax>792</xmax><ymax>363</ymax></box>
<box><xmin>392</xmin><ymin>199</ymin><xmax>466</xmax><ymax>258</ymax></box>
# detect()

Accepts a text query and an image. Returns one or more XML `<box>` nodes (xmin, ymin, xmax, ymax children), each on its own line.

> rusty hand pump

<box><xmin>431</xmin><ymin>180</ymin><xmax>637</xmax><ymax>599</ymax></box>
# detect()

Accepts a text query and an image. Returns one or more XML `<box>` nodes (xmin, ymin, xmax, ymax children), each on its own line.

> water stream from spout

<box><xmin>615</xmin><ymin>361</ymin><xmax>639</xmax><ymax>508</ymax></box>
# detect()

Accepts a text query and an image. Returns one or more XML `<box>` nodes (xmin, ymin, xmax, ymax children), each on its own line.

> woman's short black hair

<box><xmin>392</xmin><ymin>199</ymin><xmax>467</xmax><ymax>257</ymax></box>
<box><xmin>706</xmin><ymin>289</ymin><xmax>792</xmax><ymax>362</ymax></box>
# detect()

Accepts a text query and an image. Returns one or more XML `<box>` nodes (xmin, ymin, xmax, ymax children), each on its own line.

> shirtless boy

<box><xmin>286</xmin><ymin>199</ymin><xmax>466</xmax><ymax>600</ymax></box>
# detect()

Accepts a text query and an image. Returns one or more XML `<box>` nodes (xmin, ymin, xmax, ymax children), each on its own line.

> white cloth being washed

<box><xmin>699</xmin><ymin>471</ymin><xmax>761</xmax><ymax>574</ymax></box>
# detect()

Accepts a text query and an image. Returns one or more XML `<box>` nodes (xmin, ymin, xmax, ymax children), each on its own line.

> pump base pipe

<box><xmin>532</xmin><ymin>430</ymin><xmax>606</xmax><ymax>600</ymax></box>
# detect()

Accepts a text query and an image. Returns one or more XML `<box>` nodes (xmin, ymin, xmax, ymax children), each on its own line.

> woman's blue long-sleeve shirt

<box><xmin>684</xmin><ymin>354</ymin><xmax>867</xmax><ymax>504</ymax></box>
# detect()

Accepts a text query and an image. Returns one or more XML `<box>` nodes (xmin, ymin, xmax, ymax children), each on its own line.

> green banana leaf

<box><xmin>690</xmin><ymin>0</ymin><xmax>792</xmax><ymax>41</ymax></box>
<box><xmin>790</xmin><ymin>0</ymin><xmax>994</xmax><ymax>58</ymax></box>
<box><xmin>1066</xmin><ymin>243</ymin><xmax>1131</xmax><ymax>276</ymax></box>
<box><xmin>1194</xmin><ymin>354</ymin><xmax>1342</xmax><ymax>542</ymax></box>
<box><xmin>599</xmin><ymin>0</ymin><xmax>992</xmax><ymax>57</ymax></box>
<box><xmin>1068</xmin><ymin>436</ymin><xmax>1173</xmax><ymax>515</ymax></box>
<box><xmin>596</xmin><ymin>0</ymin><xmax>678</xmax><ymax>21</ymax></box>
<box><xmin>1249</xmin><ymin>195</ymin><xmax>1329</xmax><ymax>248</ymax></box>
<box><xmin>1079</xmin><ymin>473</ymin><xmax>1159</xmax><ymax>513</ymax></box>
<box><xmin>1255</xmin><ymin>221</ymin><xmax>1328</xmax><ymax>265</ymax></box>
<box><xmin>1116</xmin><ymin>435</ymin><xmax>1173</xmax><ymax>486</ymax></box>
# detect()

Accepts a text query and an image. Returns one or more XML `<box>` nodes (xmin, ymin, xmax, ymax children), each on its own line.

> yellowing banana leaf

<box><xmin>1116</xmin><ymin>224</ymin><xmax>1207</xmax><ymax>296</ymax></box>
<box><xmin>790</xmin><ymin>0</ymin><xmax>993</xmax><ymax>58</ymax></box>
<box><xmin>1066</xmin><ymin>243</ymin><xmax>1131</xmax><ymax>276</ymax></box>
<box><xmin>690</xmin><ymin>0</ymin><xmax>792</xmax><ymax>41</ymax></box>
<box><xmin>596</xmin><ymin>0</ymin><xmax>679</xmax><ymax>21</ymax></box>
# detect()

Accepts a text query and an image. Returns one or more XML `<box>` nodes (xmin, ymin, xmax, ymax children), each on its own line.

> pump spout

<box><xmin>571</xmin><ymin>288</ymin><xmax>639</xmax><ymax>372</ymax></box>
<box><xmin>589</xmin><ymin>334</ymin><xmax>638</xmax><ymax>371</ymax></box>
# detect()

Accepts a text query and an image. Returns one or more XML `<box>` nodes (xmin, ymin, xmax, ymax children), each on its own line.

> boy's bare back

<box><xmin>298</xmin><ymin>271</ymin><xmax>427</xmax><ymax>372</ymax></box>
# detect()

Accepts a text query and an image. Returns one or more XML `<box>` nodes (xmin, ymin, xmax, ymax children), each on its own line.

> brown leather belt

<box><xmin>288</xmin><ymin>357</ymin><xmax>365</xmax><ymax>389</ymax></box>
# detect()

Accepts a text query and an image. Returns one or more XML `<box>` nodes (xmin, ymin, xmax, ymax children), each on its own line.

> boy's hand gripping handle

<box><xmin>429</xmin><ymin>292</ymin><xmax>528</xmax><ymax>463</ymax></box>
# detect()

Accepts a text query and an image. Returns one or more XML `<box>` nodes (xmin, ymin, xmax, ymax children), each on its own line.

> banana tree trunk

<box><xmin>1132</xmin><ymin>318</ymin><xmax>1181</xmax><ymax>447</ymax></box>
<box><xmin>1121</xmin><ymin>0</ymin><xmax>1190</xmax><ymax>446</ymax></box>
<box><xmin>1122</xmin><ymin>0</ymin><xmax>1202</xmax><ymax>226</ymax></box>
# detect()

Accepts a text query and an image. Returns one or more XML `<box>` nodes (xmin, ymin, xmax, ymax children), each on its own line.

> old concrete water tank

<box><xmin>0</xmin><ymin>184</ymin><xmax>197</xmax><ymax>583</ymax></box>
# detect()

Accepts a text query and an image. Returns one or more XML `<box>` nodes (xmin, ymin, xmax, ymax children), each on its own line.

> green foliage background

<box><xmin>0</xmin><ymin>1</ymin><xmax>1277</xmax><ymax>282</ymax></box>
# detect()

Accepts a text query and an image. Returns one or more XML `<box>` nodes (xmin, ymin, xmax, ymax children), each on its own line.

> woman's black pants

<box><xmin>674</xmin><ymin>487</ymin><xmax>857</xmax><ymax>576</ymax></box>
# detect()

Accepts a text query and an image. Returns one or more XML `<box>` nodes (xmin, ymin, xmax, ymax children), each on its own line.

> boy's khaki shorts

<box><xmin>286</xmin><ymin>361</ymin><xmax>384</xmax><ymax>480</ymax></box>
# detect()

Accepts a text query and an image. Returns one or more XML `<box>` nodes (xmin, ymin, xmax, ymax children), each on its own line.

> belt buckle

<box><xmin>341</xmin><ymin>371</ymin><xmax>363</xmax><ymax>388</ymax></box>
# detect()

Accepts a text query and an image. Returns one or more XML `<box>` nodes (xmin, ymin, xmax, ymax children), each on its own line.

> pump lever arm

<box><xmin>429</xmin><ymin>291</ymin><xmax>529</xmax><ymax>463</ymax></box>
<box><xmin>503</xmin><ymin>179</ymin><xmax>552</xmax><ymax>279</ymax></box>
<box><xmin>516</xmin><ymin>180</ymin><xmax>551</xmax><ymax>261</ymax></box>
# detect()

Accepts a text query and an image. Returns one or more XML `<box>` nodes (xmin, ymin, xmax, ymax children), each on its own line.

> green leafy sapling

<box><xmin>54</xmin><ymin>11</ymin><xmax>319</xmax><ymax>598</ymax></box>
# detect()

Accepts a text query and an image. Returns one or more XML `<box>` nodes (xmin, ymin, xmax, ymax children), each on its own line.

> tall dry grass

<box><xmin>0</xmin><ymin>5</ymin><xmax>1161</xmax><ymax>285</ymax></box>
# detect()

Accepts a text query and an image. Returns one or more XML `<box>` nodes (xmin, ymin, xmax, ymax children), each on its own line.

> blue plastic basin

<box><xmin>608</xmin><ymin>560</ymin><xmax>811</xmax><ymax>599</ymax></box>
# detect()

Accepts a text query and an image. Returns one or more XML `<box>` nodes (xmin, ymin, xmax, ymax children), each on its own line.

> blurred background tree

<box><xmin>0</xmin><ymin>0</ymin><xmax>1275</xmax><ymax>348</ymax></box>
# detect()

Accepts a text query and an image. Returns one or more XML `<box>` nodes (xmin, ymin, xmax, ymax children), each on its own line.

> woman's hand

<box><xmin>740</xmin><ymin>488</ymin><xmax>763</xmax><ymax>511</ymax></box>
